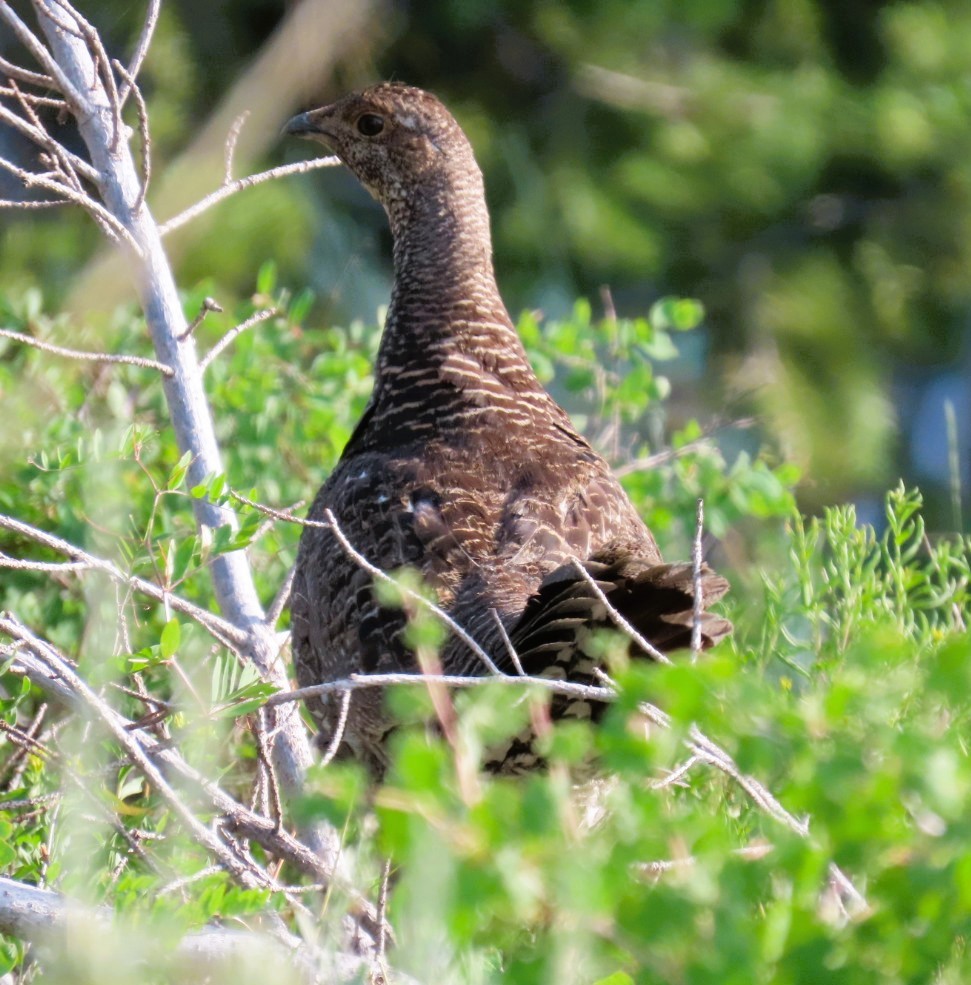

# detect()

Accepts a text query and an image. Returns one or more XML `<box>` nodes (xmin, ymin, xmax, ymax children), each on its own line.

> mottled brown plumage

<box><xmin>286</xmin><ymin>83</ymin><xmax>730</xmax><ymax>776</ymax></box>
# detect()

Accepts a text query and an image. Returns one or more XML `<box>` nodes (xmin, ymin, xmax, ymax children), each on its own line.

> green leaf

<box><xmin>256</xmin><ymin>259</ymin><xmax>277</xmax><ymax>296</ymax></box>
<box><xmin>159</xmin><ymin>619</ymin><xmax>181</xmax><ymax>659</ymax></box>
<box><xmin>166</xmin><ymin>449</ymin><xmax>193</xmax><ymax>490</ymax></box>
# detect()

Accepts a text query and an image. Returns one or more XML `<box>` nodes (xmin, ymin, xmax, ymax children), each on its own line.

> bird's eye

<box><xmin>357</xmin><ymin>113</ymin><xmax>385</xmax><ymax>137</ymax></box>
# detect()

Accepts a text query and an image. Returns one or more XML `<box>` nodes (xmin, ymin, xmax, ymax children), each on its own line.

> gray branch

<box><xmin>26</xmin><ymin>0</ymin><xmax>333</xmax><ymax>864</ymax></box>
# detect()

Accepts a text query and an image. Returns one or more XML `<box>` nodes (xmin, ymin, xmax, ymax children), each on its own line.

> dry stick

<box><xmin>199</xmin><ymin>306</ymin><xmax>278</xmax><ymax>372</ymax></box>
<box><xmin>7</xmin><ymin>79</ymin><xmax>82</xmax><ymax>192</ymax></box>
<box><xmin>570</xmin><ymin>558</ymin><xmax>671</xmax><ymax>665</ymax></box>
<box><xmin>158</xmin><ymin>156</ymin><xmax>341</xmax><ymax>235</ymax></box>
<box><xmin>0</xmin><ymin>103</ymin><xmax>101</xmax><ymax>183</ymax></box>
<box><xmin>268</xmin><ymin>672</ymin><xmax>617</xmax><ymax>710</ymax></box>
<box><xmin>224</xmin><ymin>110</ymin><xmax>250</xmax><ymax>182</ymax></box>
<box><xmin>0</xmin><ymin>703</ymin><xmax>47</xmax><ymax>790</ymax></box>
<box><xmin>180</xmin><ymin>296</ymin><xmax>223</xmax><ymax>340</ymax></box>
<box><xmin>0</xmin><ymin>155</ymin><xmax>142</xmax><ymax>253</ymax></box>
<box><xmin>3</xmin><ymin>625</ymin><xmax>325</xmax><ymax>885</ymax></box>
<box><xmin>265</xmin><ymin>564</ymin><xmax>296</xmax><ymax>631</ymax></box>
<box><xmin>119</xmin><ymin>0</ymin><xmax>160</xmax><ymax>105</ymax></box>
<box><xmin>490</xmin><ymin>607</ymin><xmax>526</xmax><ymax>675</ymax></box>
<box><xmin>323</xmin><ymin>507</ymin><xmax>504</xmax><ymax>676</ymax></box>
<box><xmin>0</xmin><ymin>2</ymin><xmax>84</xmax><ymax>105</ymax></box>
<box><xmin>112</xmin><ymin>60</ymin><xmax>150</xmax><ymax>209</ymax></box>
<box><xmin>0</xmin><ymin>553</ymin><xmax>90</xmax><ymax>572</ymax></box>
<box><xmin>0</xmin><ymin>512</ymin><xmax>244</xmax><ymax>649</ymax></box>
<box><xmin>319</xmin><ymin>690</ymin><xmax>352</xmax><ymax>768</ymax></box>
<box><xmin>691</xmin><ymin>498</ymin><xmax>704</xmax><ymax>661</ymax></box>
<box><xmin>29</xmin><ymin>0</ymin><xmax>326</xmax><ymax>863</ymax></box>
<box><xmin>1</xmin><ymin>615</ymin><xmax>274</xmax><ymax>890</ymax></box>
<box><xmin>0</xmin><ymin>327</ymin><xmax>173</xmax><ymax>375</ymax></box>
<box><xmin>0</xmin><ymin>85</ymin><xmax>66</xmax><ymax>109</ymax></box>
<box><xmin>0</xmin><ymin>197</ymin><xmax>66</xmax><ymax>209</ymax></box>
<box><xmin>0</xmin><ymin>54</ymin><xmax>53</xmax><ymax>88</ymax></box>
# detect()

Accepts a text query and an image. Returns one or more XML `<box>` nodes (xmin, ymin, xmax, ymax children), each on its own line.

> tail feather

<box><xmin>509</xmin><ymin>554</ymin><xmax>731</xmax><ymax>675</ymax></box>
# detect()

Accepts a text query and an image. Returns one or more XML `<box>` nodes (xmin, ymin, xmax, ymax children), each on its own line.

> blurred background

<box><xmin>2</xmin><ymin>0</ymin><xmax>969</xmax><ymax>531</ymax></box>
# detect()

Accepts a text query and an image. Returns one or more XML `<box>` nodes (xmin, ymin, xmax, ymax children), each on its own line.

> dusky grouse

<box><xmin>286</xmin><ymin>83</ymin><xmax>731</xmax><ymax>776</ymax></box>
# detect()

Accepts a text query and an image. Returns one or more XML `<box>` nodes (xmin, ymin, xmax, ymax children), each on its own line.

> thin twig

<box><xmin>323</xmin><ymin>507</ymin><xmax>504</xmax><ymax>676</ymax></box>
<box><xmin>691</xmin><ymin>498</ymin><xmax>704</xmax><ymax>661</ymax></box>
<box><xmin>0</xmin><ymin>512</ymin><xmax>245</xmax><ymax>648</ymax></box>
<box><xmin>119</xmin><ymin>0</ymin><xmax>160</xmax><ymax>105</ymax></box>
<box><xmin>112</xmin><ymin>59</ymin><xmax>150</xmax><ymax>209</ymax></box>
<box><xmin>613</xmin><ymin>417</ymin><xmax>758</xmax><ymax>477</ymax></box>
<box><xmin>0</xmin><ymin>2</ymin><xmax>85</xmax><ymax>106</ymax></box>
<box><xmin>199</xmin><ymin>307</ymin><xmax>278</xmax><ymax>372</ymax></box>
<box><xmin>570</xmin><ymin>558</ymin><xmax>671</xmax><ymax>664</ymax></box>
<box><xmin>265</xmin><ymin>564</ymin><xmax>296</xmax><ymax>630</ymax></box>
<box><xmin>0</xmin><ymin>155</ymin><xmax>142</xmax><ymax>254</ymax></box>
<box><xmin>0</xmin><ymin>54</ymin><xmax>54</xmax><ymax>88</ymax></box>
<box><xmin>267</xmin><ymin>671</ymin><xmax>617</xmax><ymax>709</ymax></box>
<box><xmin>0</xmin><ymin>101</ymin><xmax>101</xmax><ymax>184</ymax></box>
<box><xmin>490</xmin><ymin>607</ymin><xmax>526</xmax><ymax>675</ymax></box>
<box><xmin>318</xmin><ymin>689</ymin><xmax>352</xmax><ymax>768</ymax></box>
<box><xmin>0</xmin><ymin>327</ymin><xmax>172</xmax><ymax>375</ymax></box>
<box><xmin>180</xmin><ymin>296</ymin><xmax>223</xmax><ymax>340</ymax></box>
<box><xmin>51</xmin><ymin>0</ymin><xmax>123</xmax><ymax>150</ymax></box>
<box><xmin>224</xmin><ymin>111</ymin><xmax>250</xmax><ymax>183</ymax></box>
<box><xmin>158</xmin><ymin>157</ymin><xmax>341</xmax><ymax>235</ymax></box>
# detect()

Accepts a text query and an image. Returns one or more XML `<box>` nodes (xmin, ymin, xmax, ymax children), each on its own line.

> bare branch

<box><xmin>0</xmin><ymin>196</ymin><xmax>67</xmax><ymax>209</ymax></box>
<box><xmin>0</xmin><ymin>2</ymin><xmax>85</xmax><ymax>106</ymax></box>
<box><xmin>119</xmin><ymin>0</ymin><xmax>160</xmax><ymax>104</ymax></box>
<box><xmin>490</xmin><ymin>607</ymin><xmax>526</xmax><ymax>675</ymax></box>
<box><xmin>570</xmin><ymin>558</ymin><xmax>671</xmax><ymax>665</ymax></box>
<box><xmin>159</xmin><ymin>156</ymin><xmax>341</xmax><ymax>235</ymax></box>
<box><xmin>200</xmin><ymin>306</ymin><xmax>278</xmax><ymax>372</ymax></box>
<box><xmin>267</xmin><ymin>671</ymin><xmax>617</xmax><ymax>709</ymax></box>
<box><xmin>323</xmin><ymin>507</ymin><xmax>504</xmax><ymax>676</ymax></box>
<box><xmin>691</xmin><ymin>498</ymin><xmax>704</xmax><ymax>660</ymax></box>
<box><xmin>224</xmin><ymin>110</ymin><xmax>250</xmax><ymax>182</ymax></box>
<box><xmin>1</xmin><ymin>613</ymin><xmax>277</xmax><ymax>890</ymax></box>
<box><xmin>112</xmin><ymin>59</ymin><xmax>150</xmax><ymax>208</ymax></box>
<box><xmin>0</xmin><ymin>54</ymin><xmax>54</xmax><ymax>88</ymax></box>
<box><xmin>686</xmin><ymin>725</ymin><xmax>810</xmax><ymax>837</ymax></box>
<box><xmin>319</xmin><ymin>689</ymin><xmax>351</xmax><ymax>768</ymax></box>
<box><xmin>0</xmin><ymin>101</ymin><xmax>101</xmax><ymax>184</ymax></box>
<box><xmin>0</xmin><ymin>154</ymin><xmax>142</xmax><ymax>253</ymax></box>
<box><xmin>0</xmin><ymin>327</ymin><xmax>173</xmax><ymax>375</ymax></box>
<box><xmin>613</xmin><ymin>416</ymin><xmax>757</xmax><ymax>477</ymax></box>
<box><xmin>0</xmin><ymin>512</ymin><xmax>245</xmax><ymax>649</ymax></box>
<box><xmin>265</xmin><ymin>564</ymin><xmax>296</xmax><ymax>630</ymax></box>
<box><xmin>180</xmin><ymin>295</ymin><xmax>223</xmax><ymax>339</ymax></box>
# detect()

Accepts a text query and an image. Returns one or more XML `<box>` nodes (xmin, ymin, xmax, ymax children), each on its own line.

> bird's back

<box><xmin>287</xmin><ymin>83</ymin><xmax>730</xmax><ymax>775</ymax></box>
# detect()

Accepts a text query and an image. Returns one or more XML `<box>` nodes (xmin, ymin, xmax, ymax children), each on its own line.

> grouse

<box><xmin>286</xmin><ymin>84</ymin><xmax>731</xmax><ymax>777</ymax></box>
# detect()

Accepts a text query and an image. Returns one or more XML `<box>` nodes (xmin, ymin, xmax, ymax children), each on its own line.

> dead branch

<box><xmin>0</xmin><ymin>327</ymin><xmax>173</xmax><ymax>375</ymax></box>
<box><xmin>199</xmin><ymin>306</ymin><xmax>278</xmax><ymax>372</ymax></box>
<box><xmin>158</xmin><ymin>156</ymin><xmax>340</xmax><ymax>235</ymax></box>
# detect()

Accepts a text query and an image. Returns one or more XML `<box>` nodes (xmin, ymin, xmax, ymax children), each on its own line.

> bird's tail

<box><xmin>509</xmin><ymin>554</ymin><xmax>732</xmax><ymax>676</ymax></box>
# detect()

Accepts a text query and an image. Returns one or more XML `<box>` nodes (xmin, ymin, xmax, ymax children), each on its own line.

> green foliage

<box><xmin>2</xmin><ymin>281</ymin><xmax>968</xmax><ymax>982</ymax></box>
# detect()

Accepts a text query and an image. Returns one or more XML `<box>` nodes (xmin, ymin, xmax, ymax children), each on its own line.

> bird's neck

<box><xmin>375</xmin><ymin>176</ymin><xmax>536</xmax><ymax>386</ymax></box>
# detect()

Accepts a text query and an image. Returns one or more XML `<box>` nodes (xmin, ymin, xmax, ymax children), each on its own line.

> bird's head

<box><xmin>285</xmin><ymin>83</ymin><xmax>479</xmax><ymax>211</ymax></box>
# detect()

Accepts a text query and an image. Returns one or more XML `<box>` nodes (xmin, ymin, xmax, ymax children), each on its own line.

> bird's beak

<box><xmin>283</xmin><ymin>107</ymin><xmax>335</xmax><ymax>141</ymax></box>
